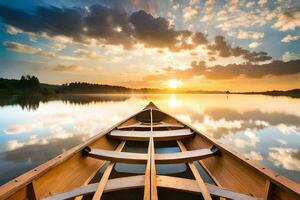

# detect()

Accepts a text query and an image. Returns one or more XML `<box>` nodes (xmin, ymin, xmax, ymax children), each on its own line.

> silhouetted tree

<box><xmin>18</xmin><ymin>75</ymin><xmax>40</xmax><ymax>92</ymax></box>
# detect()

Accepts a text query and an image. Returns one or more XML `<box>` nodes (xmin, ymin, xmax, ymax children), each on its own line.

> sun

<box><xmin>168</xmin><ymin>79</ymin><xmax>182</xmax><ymax>89</ymax></box>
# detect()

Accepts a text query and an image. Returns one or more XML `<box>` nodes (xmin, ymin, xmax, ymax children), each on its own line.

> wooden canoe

<box><xmin>0</xmin><ymin>102</ymin><xmax>299</xmax><ymax>200</ymax></box>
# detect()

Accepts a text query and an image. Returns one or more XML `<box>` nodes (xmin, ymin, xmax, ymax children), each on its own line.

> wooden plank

<box><xmin>92</xmin><ymin>141</ymin><xmax>126</xmax><ymax>200</ymax></box>
<box><xmin>177</xmin><ymin>140</ymin><xmax>212</xmax><ymax>200</ymax></box>
<box><xmin>144</xmin><ymin>109</ymin><xmax>158</xmax><ymax>200</ymax></box>
<box><xmin>42</xmin><ymin>176</ymin><xmax>145</xmax><ymax>200</ymax></box>
<box><xmin>42</xmin><ymin>175</ymin><xmax>261</xmax><ymax>200</ymax></box>
<box><xmin>150</xmin><ymin>137</ymin><xmax>158</xmax><ymax>200</ymax></box>
<box><xmin>26</xmin><ymin>181</ymin><xmax>37</xmax><ymax>200</ymax></box>
<box><xmin>117</xmin><ymin>122</ymin><xmax>184</xmax><ymax>129</ymax></box>
<box><xmin>88</xmin><ymin>149</ymin><xmax>148</xmax><ymax>164</ymax></box>
<box><xmin>157</xmin><ymin>175</ymin><xmax>262</xmax><ymax>200</ymax></box>
<box><xmin>144</xmin><ymin>138</ymin><xmax>151</xmax><ymax>200</ymax></box>
<box><xmin>155</xmin><ymin>148</ymin><xmax>216</xmax><ymax>164</ymax></box>
<box><xmin>263</xmin><ymin>180</ymin><xmax>273</xmax><ymax>200</ymax></box>
<box><xmin>88</xmin><ymin>147</ymin><xmax>215</xmax><ymax>164</ymax></box>
<box><xmin>109</xmin><ymin>129</ymin><xmax>193</xmax><ymax>141</ymax></box>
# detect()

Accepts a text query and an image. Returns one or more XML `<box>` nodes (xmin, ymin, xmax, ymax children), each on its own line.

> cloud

<box><xmin>3</xmin><ymin>41</ymin><xmax>58</xmax><ymax>58</ymax></box>
<box><xmin>3</xmin><ymin>41</ymin><xmax>40</xmax><ymax>53</ymax></box>
<box><xmin>281</xmin><ymin>34</ymin><xmax>300</xmax><ymax>43</ymax></box>
<box><xmin>273</xmin><ymin>9</ymin><xmax>300</xmax><ymax>31</ymax></box>
<box><xmin>73</xmin><ymin>49</ymin><xmax>99</xmax><ymax>59</ymax></box>
<box><xmin>51</xmin><ymin>43</ymin><xmax>65</xmax><ymax>51</ymax></box>
<box><xmin>0</xmin><ymin>3</ymin><xmax>274</xmax><ymax>63</ymax></box>
<box><xmin>129</xmin><ymin>10</ymin><xmax>196</xmax><ymax>51</ymax></box>
<box><xmin>282</xmin><ymin>52</ymin><xmax>300</xmax><ymax>62</ymax></box>
<box><xmin>201</xmin><ymin>0</ymin><xmax>216</xmax><ymax>22</ymax></box>
<box><xmin>189</xmin><ymin>0</ymin><xmax>199</xmax><ymax>5</ymax></box>
<box><xmin>246</xmin><ymin>2</ymin><xmax>255</xmax><ymax>8</ymax></box>
<box><xmin>5</xmin><ymin>25</ymin><xmax>22</xmax><ymax>35</ymax></box>
<box><xmin>233</xmin><ymin>129</ymin><xmax>260</xmax><ymax>148</ymax></box>
<box><xmin>269</xmin><ymin>147</ymin><xmax>300</xmax><ymax>171</ymax></box>
<box><xmin>36</xmin><ymin>50</ymin><xmax>58</xmax><ymax>58</ymax></box>
<box><xmin>51</xmin><ymin>64</ymin><xmax>83</xmax><ymax>72</ymax></box>
<box><xmin>216</xmin><ymin>7</ymin><xmax>274</xmax><ymax>31</ymax></box>
<box><xmin>207</xmin><ymin>36</ymin><xmax>271</xmax><ymax>62</ymax></box>
<box><xmin>258</xmin><ymin>0</ymin><xmax>268</xmax><ymax>7</ymax></box>
<box><xmin>4</xmin><ymin>124</ymin><xmax>37</xmax><ymax>134</ymax></box>
<box><xmin>244</xmin><ymin>151</ymin><xmax>263</xmax><ymax>160</ymax></box>
<box><xmin>249</xmin><ymin>42</ymin><xmax>261</xmax><ymax>49</ymax></box>
<box><xmin>145</xmin><ymin>59</ymin><xmax>300</xmax><ymax>80</ymax></box>
<box><xmin>183</xmin><ymin>6</ymin><xmax>199</xmax><ymax>21</ymax></box>
<box><xmin>237</xmin><ymin>31</ymin><xmax>264</xmax><ymax>40</ymax></box>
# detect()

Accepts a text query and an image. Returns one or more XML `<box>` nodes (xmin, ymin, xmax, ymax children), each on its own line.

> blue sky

<box><xmin>0</xmin><ymin>0</ymin><xmax>299</xmax><ymax>91</ymax></box>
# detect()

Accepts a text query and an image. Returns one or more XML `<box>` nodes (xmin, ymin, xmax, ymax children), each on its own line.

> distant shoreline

<box><xmin>1</xmin><ymin>77</ymin><xmax>299</xmax><ymax>98</ymax></box>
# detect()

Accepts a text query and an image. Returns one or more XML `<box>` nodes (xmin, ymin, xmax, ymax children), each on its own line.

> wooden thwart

<box><xmin>117</xmin><ymin>121</ymin><xmax>184</xmax><ymax>129</ymax></box>
<box><xmin>87</xmin><ymin>147</ymin><xmax>216</xmax><ymax>164</ymax></box>
<box><xmin>88</xmin><ymin>149</ymin><xmax>148</xmax><ymax>164</ymax></box>
<box><xmin>43</xmin><ymin>175</ymin><xmax>261</xmax><ymax>200</ymax></box>
<box><xmin>155</xmin><ymin>148</ymin><xmax>217</xmax><ymax>164</ymax></box>
<box><xmin>109</xmin><ymin>129</ymin><xmax>193</xmax><ymax>141</ymax></box>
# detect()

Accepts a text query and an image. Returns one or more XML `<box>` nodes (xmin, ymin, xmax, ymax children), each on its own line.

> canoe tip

<box><xmin>144</xmin><ymin>101</ymin><xmax>159</xmax><ymax>109</ymax></box>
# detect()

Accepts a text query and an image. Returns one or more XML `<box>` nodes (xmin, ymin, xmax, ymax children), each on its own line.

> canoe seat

<box><xmin>85</xmin><ymin>146</ymin><xmax>219</xmax><ymax>164</ymax></box>
<box><xmin>108</xmin><ymin>129</ymin><xmax>194</xmax><ymax>141</ymax></box>
<box><xmin>117</xmin><ymin>121</ymin><xmax>184</xmax><ymax>129</ymax></box>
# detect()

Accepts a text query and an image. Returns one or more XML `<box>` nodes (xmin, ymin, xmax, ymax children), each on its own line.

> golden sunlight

<box><xmin>168</xmin><ymin>79</ymin><xmax>182</xmax><ymax>89</ymax></box>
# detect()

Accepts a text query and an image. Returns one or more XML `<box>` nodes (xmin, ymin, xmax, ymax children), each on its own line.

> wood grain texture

<box><xmin>177</xmin><ymin>140</ymin><xmax>212</xmax><ymax>200</ymax></box>
<box><xmin>109</xmin><ymin>129</ymin><xmax>193</xmax><ymax>141</ymax></box>
<box><xmin>92</xmin><ymin>141</ymin><xmax>125</xmax><ymax>200</ymax></box>
<box><xmin>42</xmin><ymin>175</ymin><xmax>261</xmax><ymax>200</ymax></box>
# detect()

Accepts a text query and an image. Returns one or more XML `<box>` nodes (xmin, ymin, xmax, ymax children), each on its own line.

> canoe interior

<box><xmin>0</xmin><ymin>102</ymin><xmax>299</xmax><ymax>200</ymax></box>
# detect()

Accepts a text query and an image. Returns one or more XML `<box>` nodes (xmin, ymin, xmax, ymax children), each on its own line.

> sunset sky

<box><xmin>0</xmin><ymin>0</ymin><xmax>299</xmax><ymax>91</ymax></box>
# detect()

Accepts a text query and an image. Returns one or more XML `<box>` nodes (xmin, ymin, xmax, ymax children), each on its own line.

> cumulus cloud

<box><xmin>244</xmin><ymin>151</ymin><xmax>263</xmax><ymax>160</ymax></box>
<box><xmin>207</xmin><ymin>36</ymin><xmax>271</xmax><ymax>62</ymax></box>
<box><xmin>201</xmin><ymin>0</ymin><xmax>216</xmax><ymax>22</ymax></box>
<box><xmin>237</xmin><ymin>31</ymin><xmax>264</xmax><ymax>40</ymax></box>
<box><xmin>282</xmin><ymin>52</ymin><xmax>300</xmax><ymax>62</ymax></box>
<box><xmin>249</xmin><ymin>42</ymin><xmax>261</xmax><ymax>49</ymax></box>
<box><xmin>0</xmin><ymin>4</ymin><xmax>273</xmax><ymax>62</ymax></box>
<box><xmin>269</xmin><ymin>147</ymin><xmax>300</xmax><ymax>171</ymax></box>
<box><xmin>183</xmin><ymin>6</ymin><xmax>199</xmax><ymax>21</ymax></box>
<box><xmin>145</xmin><ymin>59</ymin><xmax>300</xmax><ymax>80</ymax></box>
<box><xmin>273</xmin><ymin>9</ymin><xmax>300</xmax><ymax>31</ymax></box>
<box><xmin>281</xmin><ymin>34</ymin><xmax>300</xmax><ymax>43</ymax></box>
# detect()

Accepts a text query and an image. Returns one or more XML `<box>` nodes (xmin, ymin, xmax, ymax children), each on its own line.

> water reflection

<box><xmin>0</xmin><ymin>94</ymin><xmax>130</xmax><ymax>111</ymax></box>
<box><xmin>0</xmin><ymin>94</ymin><xmax>299</xmax><ymax>185</ymax></box>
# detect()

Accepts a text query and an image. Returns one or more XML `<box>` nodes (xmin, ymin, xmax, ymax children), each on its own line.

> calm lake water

<box><xmin>0</xmin><ymin>94</ymin><xmax>299</xmax><ymax>185</ymax></box>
